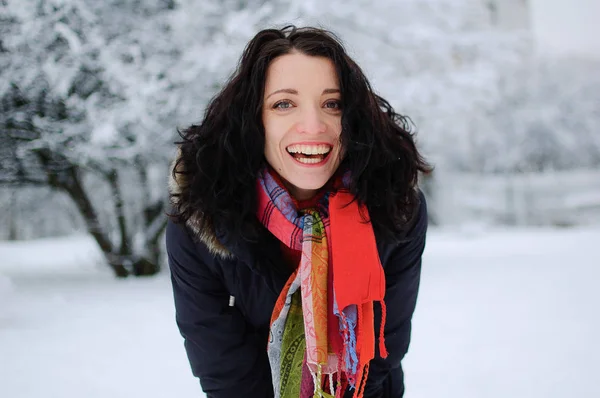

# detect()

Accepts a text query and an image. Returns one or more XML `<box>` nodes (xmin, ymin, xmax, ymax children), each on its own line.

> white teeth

<box><xmin>286</xmin><ymin>144</ymin><xmax>331</xmax><ymax>155</ymax></box>
<box><xmin>295</xmin><ymin>156</ymin><xmax>323</xmax><ymax>164</ymax></box>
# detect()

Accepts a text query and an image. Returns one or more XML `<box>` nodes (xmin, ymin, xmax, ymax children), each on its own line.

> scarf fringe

<box><xmin>355</xmin><ymin>363</ymin><xmax>370</xmax><ymax>398</ymax></box>
<box><xmin>379</xmin><ymin>300</ymin><xmax>388</xmax><ymax>358</ymax></box>
<box><xmin>312</xmin><ymin>364</ymin><xmax>338</xmax><ymax>398</ymax></box>
<box><xmin>340</xmin><ymin>309</ymin><xmax>358</xmax><ymax>380</ymax></box>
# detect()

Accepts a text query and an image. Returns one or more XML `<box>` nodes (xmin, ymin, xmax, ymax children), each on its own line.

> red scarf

<box><xmin>258</xmin><ymin>168</ymin><xmax>387</xmax><ymax>397</ymax></box>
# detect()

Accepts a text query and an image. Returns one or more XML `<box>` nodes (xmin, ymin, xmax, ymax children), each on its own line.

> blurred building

<box><xmin>489</xmin><ymin>0</ymin><xmax>530</xmax><ymax>29</ymax></box>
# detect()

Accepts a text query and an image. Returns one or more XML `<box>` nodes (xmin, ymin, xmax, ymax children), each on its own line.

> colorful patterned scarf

<box><xmin>257</xmin><ymin>168</ymin><xmax>388</xmax><ymax>398</ymax></box>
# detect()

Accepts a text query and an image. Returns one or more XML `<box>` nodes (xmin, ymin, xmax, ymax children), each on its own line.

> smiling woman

<box><xmin>166</xmin><ymin>25</ymin><xmax>431</xmax><ymax>398</ymax></box>
<box><xmin>262</xmin><ymin>53</ymin><xmax>344</xmax><ymax>200</ymax></box>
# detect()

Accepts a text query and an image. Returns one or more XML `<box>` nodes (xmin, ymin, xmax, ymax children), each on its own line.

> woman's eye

<box><xmin>274</xmin><ymin>100</ymin><xmax>293</xmax><ymax>109</ymax></box>
<box><xmin>324</xmin><ymin>100</ymin><xmax>342</xmax><ymax>110</ymax></box>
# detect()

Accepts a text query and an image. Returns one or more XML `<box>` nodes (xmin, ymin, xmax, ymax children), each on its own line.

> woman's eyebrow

<box><xmin>266</xmin><ymin>88</ymin><xmax>298</xmax><ymax>99</ymax></box>
<box><xmin>266</xmin><ymin>88</ymin><xmax>340</xmax><ymax>99</ymax></box>
<box><xmin>322</xmin><ymin>88</ymin><xmax>340</xmax><ymax>95</ymax></box>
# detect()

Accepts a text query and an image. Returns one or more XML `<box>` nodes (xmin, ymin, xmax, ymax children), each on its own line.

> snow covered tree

<box><xmin>0</xmin><ymin>0</ymin><xmax>307</xmax><ymax>275</ymax></box>
<box><xmin>0</xmin><ymin>0</ymin><xmax>273</xmax><ymax>276</ymax></box>
<box><xmin>469</xmin><ymin>56</ymin><xmax>600</xmax><ymax>173</ymax></box>
<box><xmin>1</xmin><ymin>0</ymin><xmax>174</xmax><ymax>276</ymax></box>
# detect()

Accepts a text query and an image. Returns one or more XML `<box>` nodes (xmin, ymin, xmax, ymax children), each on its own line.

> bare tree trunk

<box><xmin>33</xmin><ymin>148</ymin><xmax>165</xmax><ymax>277</ymax></box>
<box><xmin>8</xmin><ymin>189</ymin><xmax>18</xmax><ymax>241</ymax></box>
<box><xmin>62</xmin><ymin>169</ymin><xmax>129</xmax><ymax>277</ymax></box>
<box><xmin>146</xmin><ymin>212</ymin><xmax>168</xmax><ymax>267</ymax></box>
<box><xmin>136</xmin><ymin>158</ymin><xmax>167</xmax><ymax>274</ymax></box>
<box><xmin>419</xmin><ymin>171</ymin><xmax>437</xmax><ymax>226</ymax></box>
<box><xmin>486</xmin><ymin>0</ymin><xmax>498</xmax><ymax>26</ymax></box>
<box><xmin>36</xmin><ymin>149</ymin><xmax>128</xmax><ymax>277</ymax></box>
<box><xmin>107</xmin><ymin>169</ymin><xmax>130</xmax><ymax>256</ymax></box>
<box><xmin>136</xmin><ymin>158</ymin><xmax>152</xmax><ymax>224</ymax></box>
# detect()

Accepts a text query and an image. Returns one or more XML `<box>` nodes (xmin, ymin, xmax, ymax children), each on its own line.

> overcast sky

<box><xmin>530</xmin><ymin>0</ymin><xmax>600</xmax><ymax>58</ymax></box>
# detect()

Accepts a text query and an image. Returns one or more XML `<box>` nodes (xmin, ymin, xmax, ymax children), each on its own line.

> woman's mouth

<box><xmin>286</xmin><ymin>143</ymin><xmax>332</xmax><ymax>165</ymax></box>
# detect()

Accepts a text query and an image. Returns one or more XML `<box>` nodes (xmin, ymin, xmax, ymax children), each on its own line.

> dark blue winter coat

<box><xmin>166</xmin><ymin>189</ymin><xmax>427</xmax><ymax>398</ymax></box>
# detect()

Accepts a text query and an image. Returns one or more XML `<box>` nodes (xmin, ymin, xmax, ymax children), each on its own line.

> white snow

<box><xmin>0</xmin><ymin>236</ymin><xmax>199</xmax><ymax>398</ymax></box>
<box><xmin>406</xmin><ymin>226</ymin><xmax>600</xmax><ymax>397</ymax></box>
<box><xmin>1</xmin><ymin>228</ymin><xmax>599</xmax><ymax>397</ymax></box>
<box><xmin>90</xmin><ymin>122</ymin><xmax>119</xmax><ymax>146</ymax></box>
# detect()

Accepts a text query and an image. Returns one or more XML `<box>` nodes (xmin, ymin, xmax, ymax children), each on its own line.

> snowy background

<box><xmin>1</xmin><ymin>0</ymin><xmax>599</xmax><ymax>397</ymax></box>
<box><xmin>2</xmin><ymin>229</ymin><xmax>599</xmax><ymax>398</ymax></box>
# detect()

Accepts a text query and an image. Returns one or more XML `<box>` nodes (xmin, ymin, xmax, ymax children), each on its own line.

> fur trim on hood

<box><xmin>168</xmin><ymin>150</ymin><xmax>234</xmax><ymax>260</ymax></box>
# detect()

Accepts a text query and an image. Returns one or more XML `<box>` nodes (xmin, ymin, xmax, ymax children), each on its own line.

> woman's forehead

<box><xmin>264</xmin><ymin>53</ymin><xmax>339</xmax><ymax>93</ymax></box>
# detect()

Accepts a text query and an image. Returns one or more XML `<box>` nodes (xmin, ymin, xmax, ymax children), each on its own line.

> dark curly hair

<box><xmin>170</xmin><ymin>25</ymin><xmax>431</xmax><ymax>243</ymax></box>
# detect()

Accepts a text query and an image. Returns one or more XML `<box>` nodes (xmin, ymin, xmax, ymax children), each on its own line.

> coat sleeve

<box><xmin>360</xmin><ymin>192</ymin><xmax>428</xmax><ymax>397</ymax></box>
<box><xmin>165</xmin><ymin>220</ymin><xmax>274</xmax><ymax>398</ymax></box>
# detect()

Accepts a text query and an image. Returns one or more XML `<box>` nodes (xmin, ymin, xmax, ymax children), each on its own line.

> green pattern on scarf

<box><xmin>279</xmin><ymin>290</ymin><xmax>306</xmax><ymax>397</ymax></box>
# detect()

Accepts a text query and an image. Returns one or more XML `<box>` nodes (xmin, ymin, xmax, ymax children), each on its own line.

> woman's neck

<box><xmin>266</xmin><ymin>167</ymin><xmax>328</xmax><ymax>209</ymax></box>
<box><xmin>287</xmin><ymin>185</ymin><xmax>318</xmax><ymax>202</ymax></box>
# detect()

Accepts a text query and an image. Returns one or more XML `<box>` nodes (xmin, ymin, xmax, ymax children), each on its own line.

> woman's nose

<box><xmin>296</xmin><ymin>106</ymin><xmax>326</xmax><ymax>134</ymax></box>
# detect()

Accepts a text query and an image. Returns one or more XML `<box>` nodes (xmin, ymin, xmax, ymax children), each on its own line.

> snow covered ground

<box><xmin>1</xmin><ymin>227</ymin><xmax>599</xmax><ymax>398</ymax></box>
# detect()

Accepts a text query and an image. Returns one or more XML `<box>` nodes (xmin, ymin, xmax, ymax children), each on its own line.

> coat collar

<box><xmin>168</xmin><ymin>151</ymin><xmax>292</xmax><ymax>294</ymax></box>
<box><xmin>168</xmin><ymin>151</ymin><xmax>233</xmax><ymax>260</ymax></box>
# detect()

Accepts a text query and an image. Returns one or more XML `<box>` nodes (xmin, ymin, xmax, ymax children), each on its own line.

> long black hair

<box><xmin>171</xmin><ymin>25</ymin><xmax>431</xmax><ymax>243</ymax></box>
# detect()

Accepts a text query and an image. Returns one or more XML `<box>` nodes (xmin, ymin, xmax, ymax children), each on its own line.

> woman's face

<box><xmin>262</xmin><ymin>52</ymin><xmax>343</xmax><ymax>201</ymax></box>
